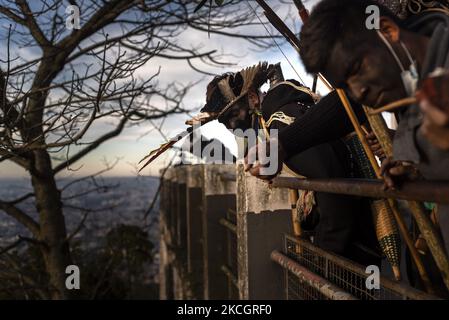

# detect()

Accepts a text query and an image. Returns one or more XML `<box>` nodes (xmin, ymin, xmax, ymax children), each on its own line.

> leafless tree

<box><xmin>0</xmin><ymin>0</ymin><xmax>288</xmax><ymax>299</ymax></box>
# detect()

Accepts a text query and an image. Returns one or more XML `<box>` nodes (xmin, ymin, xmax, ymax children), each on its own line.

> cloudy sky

<box><xmin>1</xmin><ymin>0</ymin><xmax>325</xmax><ymax>178</ymax></box>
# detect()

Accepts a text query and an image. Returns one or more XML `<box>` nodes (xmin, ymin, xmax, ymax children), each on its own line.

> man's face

<box><xmin>219</xmin><ymin>101</ymin><xmax>252</xmax><ymax>131</ymax></box>
<box><xmin>324</xmin><ymin>36</ymin><xmax>407</xmax><ymax>109</ymax></box>
<box><xmin>218</xmin><ymin>89</ymin><xmax>260</xmax><ymax>131</ymax></box>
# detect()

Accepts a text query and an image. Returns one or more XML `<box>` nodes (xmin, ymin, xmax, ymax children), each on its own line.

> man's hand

<box><xmin>419</xmin><ymin>98</ymin><xmax>449</xmax><ymax>151</ymax></box>
<box><xmin>380</xmin><ymin>157</ymin><xmax>421</xmax><ymax>190</ymax></box>
<box><xmin>366</xmin><ymin>131</ymin><xmax>386</xmax><ymax>159</ymax></box>
<box><xmin>244</xmin><ymin>137</ymin><xmax>285</xmax><ymax>181</ymax></box>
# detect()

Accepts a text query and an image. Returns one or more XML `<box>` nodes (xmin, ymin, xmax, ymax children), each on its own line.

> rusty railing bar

<box><xmin>271</xmin><ymin>177</ymin><xmax>449</xmax><ymax>204</ymax></box>
<box><xmin>271</xmin><ymin>250</ymin><xmax>358</xmax><ymax>300</ymax></box>
<box><xmin>219</xmin><ymin>218</ymin><xmax>237</xmax><ymax>234</ymax></box>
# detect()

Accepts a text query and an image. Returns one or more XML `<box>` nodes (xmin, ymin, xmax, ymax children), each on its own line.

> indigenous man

<box><xmin>247</xmin><ymin>1</ymin><xmax>449</xmax><ymax>181</ymax></box>
<box><xmin>198</xmin><ymin>62</ymin><xmax>380</xmax><ymax>266</ymax></box>
<box><xmin>298</xmin><ymin>0</ymin><xmax>449</xmax><ymax>245</ymax></box>
<box><xmin>297</xmin><ymin>0</ymin><xmax>449</xmax><ymax>291</ymax></box>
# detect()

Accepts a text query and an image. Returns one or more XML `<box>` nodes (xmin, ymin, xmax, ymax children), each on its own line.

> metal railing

<box><xmin>275</xmin><ymin>235</ymin><xmax>438</xmax><ymax>300</ymax></box>
<box><xmin>270</xmin><ymin>175</ymin><xmax>449</xmax><ymax>299</ymax></box>
<box><xmin>219</xmin><ymin>217</ymin><xmax>237</xmax><ymax>234</ymax></box>
<box><xmin>271</xmin><ymin>249</ymin><xmax>357</xmax><ymax>300</ymax></box>
<box><xmin>220</xmin><ymin>208</ymin><xmax>239</xmax><ymax>299</ymax></box>
<box><xmin>160</xmin><ymin>165</ymin><xmax>448</xmax><ymax>300</ymax></box>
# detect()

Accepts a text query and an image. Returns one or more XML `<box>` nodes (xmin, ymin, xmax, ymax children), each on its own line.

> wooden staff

<box><xmin>362</xmin><ymin>106</ymin><xmax>447</xmax><ymax>293</ymax></box>
<box><xmin>368</xmin><ymin>97</ymin><xmax>417</xmax><ymax>114</ymax></box>
<box><xmin>254</xmin><ymin>0</ymin><xmax>333</xmax><ymax>91</ymax></box>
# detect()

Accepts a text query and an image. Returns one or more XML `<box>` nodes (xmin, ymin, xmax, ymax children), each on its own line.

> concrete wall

<box><xmin>186</xmin><ymin>165</ymin><xmax>205</xmax><ymax>298</ymax></box>
<box><xmin>160</xmin><ymin>164</ymin><xmax>294</xmax><ymax>300</ymax></box>
<box><xmin>236</xmin><ymin>164</ymin><xmax>293</xmax><ymax>300</ymax></box>
<box><xmin>202</xmin><ymin>164</ymin><xmax>236</xmax><ymax>299</ymax></box>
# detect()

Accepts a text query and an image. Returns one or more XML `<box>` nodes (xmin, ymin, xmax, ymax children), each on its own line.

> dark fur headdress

<box><xmin>375</xmin><ymin>0</ymin><xmax>409</xmax><ymax>18</ymax></box>
<box><xmin>193</xmin><ymin>62</ymin><xmax>272</xmax><ymax>121</ymax></box>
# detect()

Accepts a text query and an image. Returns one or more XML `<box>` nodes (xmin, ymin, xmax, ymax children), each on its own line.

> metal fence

<box><xmin>281</xmin><ymin>234</ymin><xmax>437</xmax><ymax>300</ymax></box>
<box><xmin>219</xmin><ymin>208</ymin><xmax>239</xmax><ymax>299</ymax></box>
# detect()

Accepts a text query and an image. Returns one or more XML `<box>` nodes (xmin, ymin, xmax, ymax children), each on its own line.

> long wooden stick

<box><xmin>368</xmin><ymin>97</ymin><xmax>417</xmax><ymax>115</ymax></box>
<box><xmin>254</xmin><ymin>0</ymin><xmax>333</xmax><ymax>91</ymax></box>
<box><xmin>255</xmin><ymin>0</ymin><xmax>302</xmax><ymax>51</ymax></box>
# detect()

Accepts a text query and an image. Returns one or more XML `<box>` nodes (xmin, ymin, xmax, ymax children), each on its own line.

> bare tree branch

<box><xmin>15</xmin><ymin>0</ymin><xmax>51</xmax><ymax>48</ymax></box>
<box><xmin>0</xmin><ymin>0</ymin><xmax>290</xmax><ymax>299</ymax></box>
<box><xmin>0</xmin><ymin>5</ymin><xmax>26</xmax><ymax>25</ymax></box>
<box><xmin>0</xmin><ymin>200</ymin><xmax>40</xmax><ymax>237</ymax></box>
<box><xmin>0</xmin><ymin>238</ymin><xmax>24</xmax><ymax>256</ymax></box>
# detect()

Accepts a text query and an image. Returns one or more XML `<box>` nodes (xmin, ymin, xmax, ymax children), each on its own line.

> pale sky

<box><xmin>0</xmin><ymin>0</ymin><xmax>331</xmax><ymax>179</ymax></box>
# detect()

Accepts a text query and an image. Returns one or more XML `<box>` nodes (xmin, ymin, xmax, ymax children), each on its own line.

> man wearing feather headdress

<box><xmin>195</xmin><ymin>62</ymin><xmax>380</xmax><ymax>266</ymax></box>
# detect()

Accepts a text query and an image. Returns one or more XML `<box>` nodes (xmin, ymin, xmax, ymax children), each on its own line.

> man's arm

<box><xmin>278</xmin><ymin>90</ymin><xmax>367</xmax><ymax>157</ymax></box>
<box><xmin>245</xmin><ymin>91</ymin><xmax>367</xmax><ymax>181</ymax></box>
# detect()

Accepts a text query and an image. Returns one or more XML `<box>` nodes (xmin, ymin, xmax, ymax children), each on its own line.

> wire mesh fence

<box><xmin>284</xmin><ymin>234</ymin><xmax>435</xmax><ymax>300</ymax></box>
<box><xmin>220</xmin><ymin>208</ymin><xmax>239</xmax><ymax>299</ymax></box>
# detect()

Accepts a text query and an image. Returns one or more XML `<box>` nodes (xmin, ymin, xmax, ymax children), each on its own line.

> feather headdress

<box><xmin>139</xmin><ymin>62</ymin><xmax>273</xmax><ymax>171</ymax></box>
<box><xmin>215</xmin><ymin>61</ymin><xmax>272</xmax><ymax>118</ymax></box>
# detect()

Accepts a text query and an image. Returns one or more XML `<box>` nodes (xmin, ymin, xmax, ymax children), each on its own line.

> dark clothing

<box><xmin>277</xmin><ymin>90</ymin><xmax>366</xmax><ymax>158</ymax></box>
<box><xmin>262</xmin><ymin>81</ymin><xmax>379</xmax><ymax>266</ymax></box>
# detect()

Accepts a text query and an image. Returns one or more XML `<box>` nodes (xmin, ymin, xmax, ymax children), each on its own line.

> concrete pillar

<box><xmin>174</xmin><ymin>166</ymin><xmax>187</xmax><ymax>250</ymax></box>
<box><xmin>159</xmin><ymin>216</ymin><xmax>170</xmax><ymax>300</ymax></box>
<box><xmin>186</xmin><ymin>165</ymin><xmax>205</xmax><ymax>298</ymax></box>
<box><xmin>159</xmin><ymin>169</ymin><xmax>175</xmax><ymax>300</ymax></box>
<box><xmin>236</xmin><ymin>164</ymin><xmax>293</xmax><ymax>300</ymax></box>
<box><xmin>168</xmin><ymin>171</ymin><xmax>178</xmax><ymax>245</ymax></box>
<box><xmin>202</xmin><ymin>164</ymin><xmax>236</xmax><ymax>299</ymax></box>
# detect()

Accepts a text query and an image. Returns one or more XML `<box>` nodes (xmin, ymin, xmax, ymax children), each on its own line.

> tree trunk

<box><xmin>21</xmin><ymin>48</ymin><xmax>78</xmax><ymax>299</ymax></box>
<box><xmin>31</xmin><ymin>149</ymin><xmax>75</xmax><ymax>299</ymax></box>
